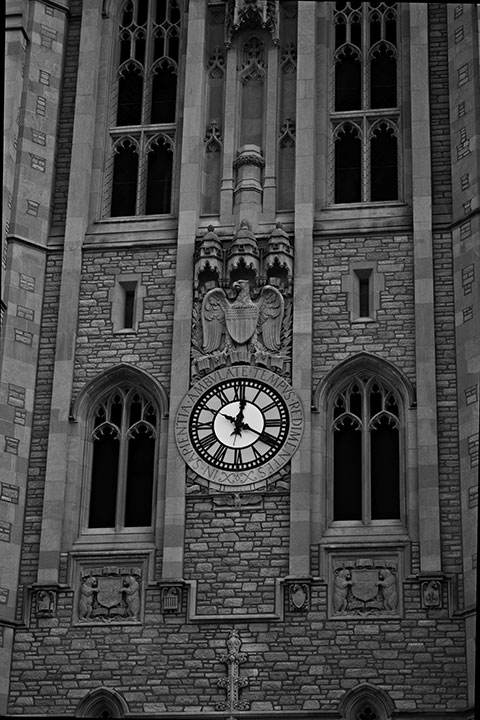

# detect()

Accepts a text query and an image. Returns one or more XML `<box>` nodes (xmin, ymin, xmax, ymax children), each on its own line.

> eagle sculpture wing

<box><xmin>258</xmin><ymin>285</ymin><xmax>284</xmax><ymax>352</ymax></box>
<box><xmin>201</xmin><ymin>287</ymin><xmax>228</xmax><ymax>353</ymax></box>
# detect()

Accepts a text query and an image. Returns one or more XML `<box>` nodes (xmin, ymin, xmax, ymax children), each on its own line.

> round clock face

<box><xmin>175</xmin><ymin>367</ymin><xmax>304</xmax><ymax>492</ymax></box>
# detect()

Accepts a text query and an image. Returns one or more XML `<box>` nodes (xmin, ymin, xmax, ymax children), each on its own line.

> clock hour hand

<box><xmin>221</xmin><ymin>412</ymin><xmax>237</xmax><ymax>424</ymax></box>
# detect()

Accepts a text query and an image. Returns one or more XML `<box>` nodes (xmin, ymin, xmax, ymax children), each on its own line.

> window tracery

<box><xmin>330</xmin><ymin>1</ymin><xmax>400</xmax><ymax>204</ymax></box>
<box><xmin>331</xmin><ymin>373</ymin><xmax>402</xmax><ymax>523</ymax></box>
<box><xmin>87</xmin><ymin>385</ymin><xmax>158</xmax><ymax>531</ymax></box>
<box><xmin>105</xmin><ymin>0</ymin><xmax>181</xmax><ymax>217</ymax></box>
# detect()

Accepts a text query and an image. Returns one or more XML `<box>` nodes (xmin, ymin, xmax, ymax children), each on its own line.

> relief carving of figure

<box><xmin>123</xmin><ymin>575</ymin><xmax>141</xmax><ymax>620</ymax></box>
<box><xmin>377</xmin><ymin>568</ymin><xmax>398</xmax><ymax>612</ymax></box>
<box><xmin>333</xmin><ymin>568</ymin><xmax>353</xmax><ymax>613</ymax></box>
<box><xmin>78</xmin><ymin>576</ymin><xmax>98</xmax><ymax>620</ymax></box>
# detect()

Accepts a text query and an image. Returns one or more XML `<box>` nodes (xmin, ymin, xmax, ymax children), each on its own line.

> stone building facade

<box><xmin>1</xmin><ymin>1</ymin><xmax>478</xmax><ymax>718</ymax></box>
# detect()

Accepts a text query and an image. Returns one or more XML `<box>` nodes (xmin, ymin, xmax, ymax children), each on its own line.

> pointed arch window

<box><xmin>105</xmin><ymin>0</ymin><xmax>181</xmax><ymax>217</ymax></box>
<box><xmin>88</xmin><ymin>386</ymin><xmax>158</xmax><ymax>530</ymax></box>
<box><xmin>331</xmin><ymin>374</ymin><xmax>402</xmax><ymax>523</ymax></box>
<box><xmin>330</xmin><ymin>1</ymin><xmax>400</xmax><ymax>204</ymax></box>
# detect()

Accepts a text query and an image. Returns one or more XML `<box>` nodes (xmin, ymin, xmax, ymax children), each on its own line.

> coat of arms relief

<box><xmin>191</xmin><ymin>221</ymin><xmax>294</xmax><ymax>380</ymax></box>
<box><xmin>332</xmin><ymin>557</ymin><xmax>399</xmax><ymax>616</ymax></box>
<box><xmin>77</xmin><ymin>566</ymin><xmax>142</xmax><ymax>623</ymax></box>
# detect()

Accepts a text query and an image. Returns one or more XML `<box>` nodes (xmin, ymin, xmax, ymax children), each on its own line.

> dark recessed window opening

<box><xmin>370</xmin><ymin>44</ymin><xmax>397</xmax><ymax>109</ymax></box>
<box><xmin>356</xmin><ymin>270</ymin><xmax>372</xmax><ymax>317</ymax></box>
<box><xmin>332</xmin><ymin>376</ymin><xmax>402</xmax><ymax>524</ymax></box>
<box><xmin>111</xmin><ymin>142</ymin><xmax>139</xmax><ymax>216</ymax></box>
<box><xmin>123</xmin><ymin>286</ymin><xmax>136</xmax><ymax>328</ymax></box>
<box><xmin>117</xmin><ymin>66</ymin><xmax>143</xmax><ymax>126</ymax></box>
<box><xmin>107</xmin><ymin>0</ymin><xmax>181</xmax><ymax>217</ymax></box>
<box><xmin>371</xmin><ymin>124</ymin><xmax>398</xmax><ymax>201</ymax></box>
<box><xmin>333</xmin><ymin>416</ymin><xmax>363</xmax><ymax>520</ymax></box>
<box><xmin>88</xmin><ymin>387</ymin><xmax>157</xmax><ymax>531</ymax></box>
<box><xmin>335</xmin><ymin>124</ymin><xmax>361</xmax><ymax>203</ymax></box>
<box><xmin>335</xmin><ymin>46</ymin><xmax>362</xmax><ymax>111</ymax></box>
<box><xmin>146</xmin><ymin>139</ymin><xmax>173</xmax><ymax>214</ymax></box>
<box><xmin>151</xmin><ymin>65</ymin><xmax>177</xmax><ymax>123</ymax></box>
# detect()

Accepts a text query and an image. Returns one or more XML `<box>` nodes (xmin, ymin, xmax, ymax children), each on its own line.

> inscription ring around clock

<box><xmin>175</xmin><ymin>366</ymin><xmax>304</xmax><ymax>492</ymax></box>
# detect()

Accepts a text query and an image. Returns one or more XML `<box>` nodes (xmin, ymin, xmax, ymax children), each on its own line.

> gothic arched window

<box><xmin>105</xmin><ymin>0</ymin><xmax>181</xmax><ymax>217</ymax></box>
<box><xmin>331</xmin><ymin>374</ymin><xmax>402</xmax><ymax>523</ymax></box>
<box><xmin>330</xmin><ymin>1</ymin><xmax>400</xmax><ymax>204</ymax></box>
<box><xmin>88</xmin><ymin>386</ymin><xmax>158</xmax><ymax>530</ymax></box>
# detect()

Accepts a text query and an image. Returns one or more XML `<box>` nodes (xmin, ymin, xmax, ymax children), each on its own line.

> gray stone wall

<box><xmin>184</xmin><ymin>494</ymin><xmax>290</xmax><ymax>616</ymax></box>
<box><xmin>312</xmin><ymin>233</ymin><xmax>416</xmax><ymax>388</ymax></box>
<box><xmin>8</xmin><ymin>585</ymin><xmax>468</xmax><ymax>715</ymax></box>
<box><xmin>72</xmin><ymin>247</ymin><xmax>176</xmax><ymax>399</ymax></box>
<box><xmin>16</xmin><ymin>253</ymin><xmax>63</xmax><ymax>610</ymax></box>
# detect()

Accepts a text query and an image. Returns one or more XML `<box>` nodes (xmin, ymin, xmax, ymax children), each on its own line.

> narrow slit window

<box><xmin>123</xmin><ymin>284</ymin><xmax>136</xmax><ymax>328</ymax></box>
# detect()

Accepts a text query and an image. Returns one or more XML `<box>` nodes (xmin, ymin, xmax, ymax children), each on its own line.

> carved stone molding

<box><xmin>331</xmin><ymin>556</ymin><xmax>400</xmax><ymax>617</ymax></box>
<box><xmin>76</xmin><ymin>565</ymin><xmax>143</xmax><ymax>624</ymax></box>
<box><xmin>216</xmin><ymin>629</ymin><xmax>250</xmax><ymax>712</ymax></box>
<box><xmin>225</xmin><ymin>0</ymin><xmax>279</xmax><ymax>48</ymax></box>
<box><xmin>232</xmin><ymin>151</ymin><xmax>266</xmax><ymax>169</ymax></box>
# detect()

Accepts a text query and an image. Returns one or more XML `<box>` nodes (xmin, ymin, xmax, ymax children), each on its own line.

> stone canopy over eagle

<box><xmin>201</xmin><ymin>280</ymin><xmax>284</xmax><ymax>353</ymax></box>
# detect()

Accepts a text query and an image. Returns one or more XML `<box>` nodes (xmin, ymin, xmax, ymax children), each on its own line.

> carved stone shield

<box><xmin>351</xmin><ymin>569</ymin><xmax>378</xmax><ymax>602</ymax></box>
<box><xmin>96</xmin><ymin>577</ymin><xmax>123</xmax><ymax>609</ymax></box>
<box><xmin>224</xmin><ymin>305</ymin><xmax>259</xmax><ymax>345</ymax></box>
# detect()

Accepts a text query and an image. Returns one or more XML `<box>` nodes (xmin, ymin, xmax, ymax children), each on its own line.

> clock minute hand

<box><xmin>240</xmin><ymin>422</ymin><xmax>277</xmax><ymax>447</ymax></box>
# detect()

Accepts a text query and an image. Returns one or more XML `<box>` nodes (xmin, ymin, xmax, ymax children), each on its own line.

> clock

<box><xmin>175</xmin><ymin>366</ymin><xmax>304</xmax><ymax>492</ymax></box>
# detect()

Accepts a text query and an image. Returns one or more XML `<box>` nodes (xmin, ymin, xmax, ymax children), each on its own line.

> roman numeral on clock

<box><xmin>199</xmin><ymin>432</ymin><xmax>217</xmax><ymax>450</ymax></box>
<box><xmin>212</xmin><ymin>444</ymin><xmax>228</xmax><ymax>463</ymax></box>
<box><xmin>257</xmin><ymin>431</ymin><xmax>278</xmax><ymax>448</ymax></box>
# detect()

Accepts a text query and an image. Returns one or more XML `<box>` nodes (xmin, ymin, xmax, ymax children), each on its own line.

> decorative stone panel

<box><xmin>72</xmin><ymin>559</ymin><xmax>147</xmax><ymax>624</ymax></box>
<box><xmin>330</xmin><ymin>554</ymin><xmax>401</xmax><ymax>618</ymax></box>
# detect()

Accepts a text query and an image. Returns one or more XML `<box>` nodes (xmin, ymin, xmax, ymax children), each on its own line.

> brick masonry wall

<box><xmin>183</xmin><ymin>494</ymin><xmax>290</xmax><ymax>615</ymax></box>
<box><xmin>16</xmin><ymin>253</ymin><xmax>63</xmax><ymax>613</ymax></box>
<box><xmin>72</xmin><ymin>247</ymin><xmax>176</xmax><ymax>400</ymax></box>
<box><xmin>428</xmin><ymin>3</ymin><xmax>452</xmax><ymax>222</ymax></box>
<box><xmin>312</xmin><ymin>233</ymin><xmax>416</xmax><ymax>388</ymax></box>
<box><xmin>8</xmin><ymin>585</ymin><xmax>468</xmax><ymax>714</ymax></box>
<box><xmin>50</xmin><ymin>0</ymin><xmax>82</xmax><ymax>233</ymax></box>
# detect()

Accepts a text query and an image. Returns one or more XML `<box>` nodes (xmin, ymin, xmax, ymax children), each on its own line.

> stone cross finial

<box><xmin>216</xmin><ymin>629</ymin><xmax>250</xmax><ymax>713</ymax></box>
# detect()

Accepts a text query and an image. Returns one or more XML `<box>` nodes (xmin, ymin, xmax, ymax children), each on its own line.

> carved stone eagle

<box><xmin>201</xmin><ymin>280</ymin><xmax>284</xmax><ymax>353</ymax></box>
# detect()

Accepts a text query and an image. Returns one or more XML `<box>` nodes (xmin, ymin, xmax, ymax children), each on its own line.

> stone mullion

<box><xmin>409</xmin><ymin>4</ymin><xmax>441</xmax><ymax>573</ymax></box>
<box><xmin>220</xmin><ymin>40</ymin><xmax>237</xmax><ymax>222</ymax></box>
<box><xmin>37</xmin><ymin>0</ymin><xmax>104</xmax><ymax>585</ymax></box>
<box><xmin>289</xmin><ymin>1</ymin><xmax>316</xmax><ymax>577</ymax></box>
<box><xmin>161</xmin><ymin>0</ymin><xmax>206</xmax><ymax>579</ymax></box>
<box><xmin>262</xmin><ymin>43</ymin><xmax>279</xmax><ymax>218</ymax></box>
<box><xmin>363</xmin><ymin>389</ymin><xmax>371</xmax><ymax>524</ymax></box>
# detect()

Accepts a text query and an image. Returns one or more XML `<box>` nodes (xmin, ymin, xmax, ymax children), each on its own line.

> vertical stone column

<box><xmin>263</xmin><ymin>43</ymin><xmax>279</xmax><ymax>218</ymax></box>
<box><xmin>289</xmin><ymin>1</ymin><xmax>315</xmax><ymax>577</ymax></box>
<box><xmin>220</xmin><ymin>40</ymin><xmax>237</xmax><ymax>223</ymax></box>
<box><xmin>161</xmin><ymin>0</ymin><xmax>206</xmax><ymax>580</ymax></box>
<box><xmin>37</xmin><ymin>0</ymin><xmax>103</xmax><ymax>585</ymax></box>
<box><xmin>409</xmin><ymin>5</ymin><xmax>442</xmax><ymax>573</ymax></box>
<box><xmin>447</xmin><ymin>3</ymin><xmax>480</xmax><ymax>707</ymax></box>
<box><xmin>0</xmin><ymin>1</ymin><xmax>69</xmax><ymax>713</ymax></box>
